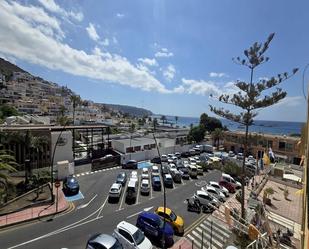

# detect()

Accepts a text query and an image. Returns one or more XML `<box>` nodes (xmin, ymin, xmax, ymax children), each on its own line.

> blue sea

<box><xmin>152</xmin><ymin>115</ymin><xmax>304</xmax><ymax>136</ymax></box>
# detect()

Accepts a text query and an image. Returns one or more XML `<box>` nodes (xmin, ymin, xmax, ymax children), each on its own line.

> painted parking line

<box><xmin>135</xmin><ymin>175</ymin><xmax>141</xmax><ymax>205</ymax></box>
<box><xmin>118</xmin><ymin>180</ymin><xmax>128</xmax><ymax>211</ymax></box>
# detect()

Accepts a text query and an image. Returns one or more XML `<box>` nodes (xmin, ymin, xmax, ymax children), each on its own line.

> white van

<box><xmin>188</xmin><ymin>165</ymin><xmax>198</xmax><ymax>178</ymax></box>
<box><xmin>221</xmin><ymin>173</ymin><xmax>241</xmax><ymax>189</ymax></box>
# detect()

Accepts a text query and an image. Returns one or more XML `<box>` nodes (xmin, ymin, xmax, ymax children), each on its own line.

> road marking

<box><xmin>118</xmin><ymin>180</ymin><xmax>128</xmax><ymax>211</ymax></box>
<box><xmin>76</xmin><ymin>194</ymin><xmax>97</xmax><ymax>210</ymax></box>
<box><xmin>8</xmin><ymin>217</ymin><xmax>103</xmax><ymax>249</ymax></box>
<box><xmin>97</xmin><ymin>196</ymin><xmax>109</xmax><ymax>218</ymax></box>
<box><xmin>126</xmin><ymin>206</ymin><xmax>154</xmax><ymax>219</ymax></box>
<box><xmin>136</xmin><ymin>175</ymin><xmax>141</xmax><ymax>205</ymax></box>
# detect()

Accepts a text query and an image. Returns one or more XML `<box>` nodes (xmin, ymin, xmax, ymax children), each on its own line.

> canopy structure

<box><xmin>283</xmin><ymin>173</ymin><xmax>302</xmax><ymax>182</ymax></box>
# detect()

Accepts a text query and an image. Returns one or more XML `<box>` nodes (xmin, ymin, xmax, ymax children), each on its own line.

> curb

<box><xmin>0</xmin><ymin>200</ymin><xmax>73</xmax><ymax>230</ymax></box>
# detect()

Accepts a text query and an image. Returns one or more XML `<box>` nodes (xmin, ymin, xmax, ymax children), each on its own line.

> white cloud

<box><xmin>38</xmin><ymin>0</ymin><xmax>83</xmax><ymax>22</ymax></box>
<box><xmin>116</xmin><ymin>13</ymin><xmax>124</xmax><ymax>18</ymax></box>
<box><xmin>112</xmin><ymin>37</ymin><xmax>118</xmax><ymax>44</ymax></box>
<box><xmin>0</xmin><ymin>1</ymin><xmax>169</xmax><ymax>94</ymax></box>
<box><xmin>138</xmin><ymin>58</ymin><xmax>158</xmax><ymax>67</ymax></box>
<box><xmin>179</xmin><ymin>78</ymin><xmax>221</xmax><ymax>96</ymax></box>
<box><xmin>274</xmin><ymin>96</ymin><xmax>304</xmax><ymax>107</ymax></box>
<box><xmin>5</xmin><ymin>1</ymin><xmax>64</xmax><ymax>40</ymax></box>
<box><xmin>86</xmin><ymin>23</ymin><xmax>100</xmax><ymax>42</ymax></box>
<box><xmin>155</xmin><ymin>48</ymin><xmax>174</xmax><ymax>58</ymax></box>
<box><xmin>163</xmin><ymin>64</ymin><xmax>176</xmax><ymax>81</ymax></box>
<box><xmin>101</xmin><ymin>38</ymin><xmax>109</xmax><ymax>46</ymax></box>
<box><xmin>209</xmin><ymin>72</ymin><xmax>228</xmax><ymax>78</ymax></box>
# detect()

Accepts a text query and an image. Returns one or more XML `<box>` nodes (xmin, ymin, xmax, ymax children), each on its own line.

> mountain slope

<box><xmin>0</xmin><ymin>58</ymin><xmax>26</xmax><ymax>79</ymax></box>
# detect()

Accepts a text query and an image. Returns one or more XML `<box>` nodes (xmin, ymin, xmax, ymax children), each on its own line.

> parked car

<box><xmin>196</xmin><ymin>165</ymin><xmax>203</xmax><ymax>175</ymax></box>
<box><xmin>123</xmin><ymin>160</ymin><xmax>138</xmax><ymax>169</ymax></box>
<box><xmin>141</xmin><ymin>168</ymin><xmax>149</xmax><ymax>179</ymax></box>
<box><xmin>155</xmin><ymin>207</ymin><xmax>184</xmax><ymax>235</ymax></box>
<box><xmin>209</xmin><ymin>181</ymin><xmax>229</xmax><ymax>197</ymax></box>
<box><xmin>140</xmin><ymin>179</ymin><xmax>150</xmax><ymax>195</ymax></box>
<box><xmin>151</xmin><ymin>157</ymin><xmax>161</xmax><ymax>164</ymax></box>
<box><xmin>169</xmin><ymin>168</ymin><xmax>182</xmax><ymax>183</ymax></box>
<box><xmin>221</xmin><ymin>173</ymin><xmax>241</xmax><ymax>189</ymax></box>
<box><xmin>161</xmin><ymin>155</ymin><xmax>168</xmax><ymax>162</ymax></box>
<box><xmin>163</xmin><ymin>174</ymin><xmax>174</xmax><ymax>188</ymax></box>
<box><xmin>116</xmin><ymin>172</ymin><xmax>127</xmax><ymax>186</ymax></box>
<box><xmin>136</xmin><ymin>212</ymin><xmax>174</xmax><ymax>246</ymax></box>
<box><xmin>109</xmin><ymin>183</ymin><xmax>122</xmax><ymax>200</ymax></box>
<box><xmin>171</xmin><ymin>156</ymin><xmax>178</xmax><ymax>163</ymax></box>
<box><xmin>63</xmin><ymin>176</ymin><xmax>79</xmax><ymax>196</ymax></box>
<box><xmin>168</xmin><ymin>163</ymin><xmax>177</xmax><ymax>170</ymax></box>
<box><xmin>152</xmin><ymin>176</ymin><xmax>161</xmax><ymax>191</ymax></box>
<box><xmin>228</xmin><ymin>151</ymin><xmax>235</xmax><ymax>157</ymax></box>
<box><xmin>86</xmin><ymin>233</ymin><xmax>123</xmax><ymax>249</ymax></box>
<box><xmin>193</xmin><ymin>147</ymin><xmax>201</xmax><ymax>154</ymax></box>
<box><xmin>174</xmin><ymin>152</ymin><xmax>181</xmax><ymax>159</ymax></box>
<box><xmin>177</xmin><ymin>166</ymin><xmax>190</xmax><ymax>180</ymax></box>
<box><xmin>161</xmin><ymin>165</ymin><xmax>169</xmax><ymax>174</ymax></box>
<box><xmin>126</xmin><ymin>180</ymin><xmax>138</xmax><ymax>203</ymax></box>
<box><xmin>201</xmin><ymin>185</ymin><xmax>226</xmax><ymax>202</ymax></box>
<box><xmin>181</xmin><ymin>151</ymin><xmax>190</xmax><ymax>158</ymax></box>
<box><xmin>189</xmin><ymin>149</ymin><xmax>196</xmax><ymax>156</ymax></box>
<box><xmin>188</xmin><ymin>165</ymin><xmax>198</xmax><ymax>179</ymax></box>
<box><xmin>130</xmin><ymin>171</ymin><xmax>139</xmax><ymax>183</ymax></box>
<box><xmin>151</xmin><ymin>166</ymin><xmax>160</xmax><ymax>177</ymax></box>
<box><xmin>167</xmin><ymin>154</ymin><xmax>174</xmax><ymax>158</ymax></box>
<box><xmin>113</xmin><ymin>221</ymin><xmax>152</xmax><ymax>249</ymax></box>
<box><xmin>194</xmin><ymin>190</ymin><xmax>219</xmax><ymax>207</ymax></box>
<box><xmin>219</xmin><ymin>180</ymin><xmax>236</xmax><ymax>193</ymax></box>
<box><xmin>236</xmin><ymin>153</ymin><xmax>244</xmax><ymax>160</ymax></box>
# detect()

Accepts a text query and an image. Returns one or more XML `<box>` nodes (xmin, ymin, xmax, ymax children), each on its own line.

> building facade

<box><xmin>223</xmin><ymin>131</ymin><xmax>301</xmax><ymax>164</ymax></box>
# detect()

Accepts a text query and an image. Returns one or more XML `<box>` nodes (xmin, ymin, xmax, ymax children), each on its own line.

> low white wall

<box><xmin>121</xmin><ymin>144</ymin><xmax>194</xmax><ymax>164</ymax></box>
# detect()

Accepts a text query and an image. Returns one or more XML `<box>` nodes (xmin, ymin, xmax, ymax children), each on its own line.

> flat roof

<box><xmin>115</xmin><ymin>137</ymin><xmax>156</xmax><ymax>147</ymax></box>
<box><xmin>0</xmin><ymin>124</ymin><xmax>108</xmax><ymax>132</ymax></box>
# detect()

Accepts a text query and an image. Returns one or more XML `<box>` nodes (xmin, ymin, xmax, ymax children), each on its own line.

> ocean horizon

<box><xmin>152</xmin><ymin>115</ymin><xmax>304</xmax><ymax>136</ymax></box>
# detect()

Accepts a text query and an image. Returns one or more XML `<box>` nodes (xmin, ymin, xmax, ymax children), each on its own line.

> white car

<box><xmin>130</xmin><ymin>171</ymin><xmax>138</xmax><ymax>182</ymax></box>
<box><xmin>201</xmin><ymin>185</ymin><xmax>226</xmax><ymax>202</ymax></box>
<box><xmin>175</xmin><ymin>152</ymin><xmax>181</xmax><ymax>158</ymax></box>
<box><xmin>196</xmin><ymin>165</ymin><xmax>203</xmax><ymax>175</ymax></box>
<box><xmin>209</xmin><ymin>181</ymin><xmax>229</xmax><ymax>197</ymax></box>
<box><xmin>151</xmin><ymin>165</ymin><xmax>160</xmax><ymax>177</ymax></box>
<box><xmin>189</xmin><ymin>158</ymin><xmax>196</xmax><ymax>164</ymax></box>
<box><xmin>140</xmin><ymin>179</ymin><xmax>150</xmax><ymax>195</ymax></box>
<box><xmin>168</xmin><ymin>163</ymin><xmax>177</xmax><ymax>170</ymax></box>
<box><xmin>167</xmin><ymin>154</ymin><xmax>174</xmax><ymax>158</ymax></box>
<box><xmin>141</xmin><ymin>168</ymin><xmax>149</xmax><ymax>179</ymax></box>
<box><xmin>113</xmin><ymin>221</ymin><xmax>153</xmax><ymax>249</ymax></box>
<box><xmin>161</xmin><ymin>155</ymin><xmax>168</xmax><ymax>162</ymax></box>
<box><xmin>171</xmin><ymin>156</ymin><xmax>178</xmax><ymax>163</ymax></box>
<box><xmin>109</xmin><ymin>183</ymin><xmax>122</xmax><ymax>199</ymax></box>
<box><xmin>194</xmin><ymin>190</ymin><xmax>218</xmax><ymax>207</ymax></box>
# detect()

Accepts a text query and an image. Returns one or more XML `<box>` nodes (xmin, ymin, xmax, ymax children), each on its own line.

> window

<box><xmin>286</xmin><ymin>143</ymin><xmax>293</xmax><ymax>152</ymax></box>
<box><xmin>267</xmin><ymin>140</ymin><xmax>273</xmax><ymax>148</ymax></box>
<box><xmin>119</xmin><ymin>229</ymin><xmax>133</xmax><ymax>243</ymax></box>
<box><xmin>279</xmin><ymin>141</ymin><xmax>286</xmax><ymax>150</ymax></box>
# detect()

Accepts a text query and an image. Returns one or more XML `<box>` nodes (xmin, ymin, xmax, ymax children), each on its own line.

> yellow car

<box><xmin>155</xmin><ymin>207</ymin><xmax>184</xmax><ymax>234</ymax></box>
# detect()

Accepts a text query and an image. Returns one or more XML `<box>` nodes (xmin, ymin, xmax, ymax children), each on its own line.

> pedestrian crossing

<box><xmin>185</xmin><ymin>216</ymin><xmax>232</xmax><ymax>249</ymax></box>
<box><xmin>74</xmin><ymin>166</ymin><xmax>121</xmax><ymax>177</ymax></box>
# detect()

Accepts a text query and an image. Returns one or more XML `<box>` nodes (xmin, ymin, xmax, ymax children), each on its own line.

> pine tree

<box><xmin>210</xmin><ymin>33</ymin><xmax>298</xmax><ymax>219</ymax></box>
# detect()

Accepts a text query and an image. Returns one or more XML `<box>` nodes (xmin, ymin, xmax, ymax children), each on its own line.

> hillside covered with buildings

<box><xmin>0</xmin><ymin>57</ymin><xmax>152</xmax><ymax>126</ymax></box>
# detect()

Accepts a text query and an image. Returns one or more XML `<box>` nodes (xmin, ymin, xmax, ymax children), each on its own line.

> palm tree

<box><xmin>0</xmin><ymin>146</ymin><xmax>17</xmax><ymax>203</ymax></box>
<box><xmin>70</xmin><ymin>95</ymin><xmax>81</xmax><ymax>125</ymax></box>
<box><xmin>211</xmin><ymin>128</ymin><xmax>224</xmax><ymax>149</ymax></box>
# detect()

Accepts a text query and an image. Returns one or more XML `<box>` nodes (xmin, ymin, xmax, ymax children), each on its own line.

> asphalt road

<box><xmin>0</xmin><ymin>164</ymin><xmax>222</xmax><ymax>249</ymax></box>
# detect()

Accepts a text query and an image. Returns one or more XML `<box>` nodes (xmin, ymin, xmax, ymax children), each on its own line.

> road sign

<box><xmin>55</xmin><ymin>180</ymin><xmax>61</xmax><ymax>188</ymax></box>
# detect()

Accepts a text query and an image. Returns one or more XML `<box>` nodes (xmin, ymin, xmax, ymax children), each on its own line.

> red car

<box><xmin>219</xmin><ymin>180</ymin><xmax>235</xmax><ymax>193</ymax></box>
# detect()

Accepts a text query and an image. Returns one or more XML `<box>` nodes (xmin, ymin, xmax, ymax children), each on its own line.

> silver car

<box><xmin>86</xmin><ymin>233</ymin><xmax>123</xmax><ymax>249</ymax></box>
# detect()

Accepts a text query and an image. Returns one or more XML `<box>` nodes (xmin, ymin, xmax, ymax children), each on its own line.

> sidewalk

<box><xmin>0</xmin><ymin>183</ymin><xmax>70</xmax><ymax>228</ymax></box>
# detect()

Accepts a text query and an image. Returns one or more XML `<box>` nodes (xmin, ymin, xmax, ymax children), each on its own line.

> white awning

<box><xmin>283</xmin><ymin>174</ymin><xmax>301</xmax><ymax>182</ymax></box>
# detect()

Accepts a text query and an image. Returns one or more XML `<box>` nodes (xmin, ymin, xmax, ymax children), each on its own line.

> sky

<box><xmin>0</xmin><ymin>0</ymin><xmax>308</xmax><ymax>122</ymax></box>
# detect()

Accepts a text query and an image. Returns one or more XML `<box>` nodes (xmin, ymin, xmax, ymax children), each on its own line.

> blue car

<box><xmin>136</xmin><ymin>212</ymin><xmax>174</xmax><ymax>246</ymax></box>
<box><xmin>152</xmin><ymin>176</ymin><xmax>161</xmax><ymax>191</ymax></box>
